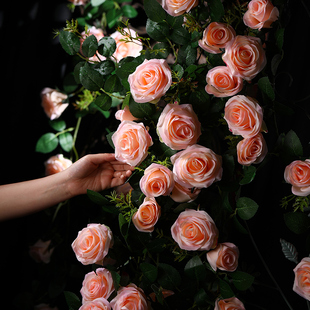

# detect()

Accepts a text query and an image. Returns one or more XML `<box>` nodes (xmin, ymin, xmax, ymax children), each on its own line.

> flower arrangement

<box><xmin>29</xmin><ymin>0</ymin><xmax>310</xmax><ymax>309</ymax></box>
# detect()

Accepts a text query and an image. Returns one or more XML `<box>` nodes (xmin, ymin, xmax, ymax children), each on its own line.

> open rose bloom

<box><xmin>293</xmin><ymin>257</ymin><xmax>310</xmax><ymax>301</ymax></box>
<box><xmin>284</xmin><ymin>159</ymin><xmax>310</xmax><ymax>196</ymax></box>
<box><xmin>171</xmin><ymin>209</ymin><xmax>219</xmax><ymax>251</ymax></box>
<box><xmin>157</xmin><ymin>103</ymin><xmax>201</xmax><ymax>150</ymax></box>
<box><xmin>162</xmin><ymin>0</ymin><xmax>198</xmax><ymax>16</ymax></box>
<box><xmin>72</xmin><ymin>223</ymin><xmax>113</xmax><ymax>265</ymax></box>
<box><xmin>215</xmin><ymin>297</ymin><xmax>245</xmax><ymax>310</ymax></box>
<box><xmin>45</xmin><ymin>154</ymin><xmax>72</xmax><ymax>175</ymax></box>
<box><xmin>243</xmin><ymin>0</ymin><xmax>279</xmax><ymax>30</ymax></box>
<box><xmin>128</xmin><ymin>59</ymin><xmax>172</xmax><ymax>103</ymax></box>
<box><xmin>41</xmin><ymin>88</ymin><xmax>68</xmax><ymax>120</ymax></box>
<box><xmin>79</xmin><ymin>298</ymin><xmax>111</xmax><ymax>310</ymax></box>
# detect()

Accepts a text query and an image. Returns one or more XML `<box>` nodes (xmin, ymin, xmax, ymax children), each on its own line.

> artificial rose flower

<box><xmin>29</xmin><ymin>239</ymin><xmax>54</xmax><ymax>264</ymax></box>
<box><xmin>132</xmin><ymin>197</ymin><xmax>161</xmax><ymax>233</ymax></box>
<box><xmin>171</xmin><ymin>144</ymin><xmax>222</xmax><ymax>189</ymax></box>
<box><xmin>34</xmin><ymin>304</ymin><xmax>58</xmax><ymax>310</ymax></box>
<box><xmin>162</xmin><ymin>0</ymin><xmax>198</xmax><ymax>16</ymax></box>
<box><xmin>237</xmin><ymin>133</ymin><xmax>268</xmax><ymax>166</ymax></box>
<box><xmin>207</xmin><ymin>242</ymin><xmax>239</xmax><ymax>272</ymax></box>
<box><xmin>140</xmin><ymin>163</ymin><xmax>175</xmax><ymax>197</ymax></box>
<box><xmin>112</xmin><ymin>121</ymin><xmax>153</xmax><ymax>167</ymax></box>
<box><xmin>171</xmin><ymin>209</ymin><xmax>219</xmax><ymax>251</ymax></box>
<box><xmin>80</xmin><ymin>26</ymin><xmax>105</xmax><ymax>62</ymax></box>
<box><xmin>72</xmin><ymin>223</ymin><xmax>113</xmax><ymax>265</ymax></box>
<box><xmin>284</xmin><ymin>159</ymin><xmax>310</xmax><ymax>196</ymax></box>
<box><xmin>214</xmin><ymin>297</ymin><xmax>245</xmax><ymax>310</ymax></box>
<box><xmin>45</xmin><ymin>154</ymin><xmax>72</xmax><ymax>176</ymax></box>
<box><xmin>170</xmin><ymin>181</ymin><xmax>201</xmax><ymax>203</ymax></box>
<box><xmin>115</xmin><ymin>106</ymin><xmax>139</xmax><ymax>122</ymax></box>
<box><xmin>293</xmin><ymin>257</ymin><xmax>310</xmax><ymax>301</ymax></box>
<box><xmin>205</xmin><ymin>66</ymin><xmax>243</xmax><ymax>98</ymax></box>
<box><xmin>80</xmin><ymin>268</ymin><xmax>114</xmax><ymax>303</ymax></box>
<box><xmin>224</xmin><ymin>95</ymin><xmax>264</xmax><ymax>139</ymax></box>
<box><xmin>128</xmin><ymin>59</ymin><xmax>172</xmax><ymax>103</ymax></box>
<box><xmin>110</xmin><ymin>283</ymin><xmax>149</xmax><ymax>310</ymax></box>
<box><xmin>222</xmin><ymin>35</ymin><xmax>267</xmax><ymax>81</ymax></box>
<box><xmin>79</xmin><ymin>298</ymin><xmax>111</xmax><ymax>310</ymax></box>
<box><xmin>111</xmin><ymin>28</ymin><xmax>142</xmax><ymax>62</ymax></box>
<box><xmin>157</xmin><ymin>103</ymin><xmax>201</xmax><ymax>150</ymax></box>
<box><xmin>68</xmin><ymin>0</ymin><xmax>88</xmax><ymax>6</ymax></box>
<box><xmin>243</xmin><ymin>0</ymin><xmax>279</xmax><ymax>30</ymax></box>
<box><xmin>41</xmin><ymin>87</ymin><xmax>69</xmax><ymax>120</ymax></box>
<box><xmin>198</xmin><ymin>22</ymin><xmax>236</xmax><ymax>54</ymax></box>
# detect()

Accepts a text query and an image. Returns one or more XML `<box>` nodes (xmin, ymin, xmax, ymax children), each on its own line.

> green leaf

<box><xmin>122</xmin><ymin>5</ymin><xmax>138</xmax><ymax>18</ymax></box>
<box><xmin>230</xmin><ymin>271</ymin><xmax>254</xmax><ymax>291</ymax></box>
<box><xmin>184</xmin><ymin>255</ymin><xmax>206</xmax><ymax>281</ymax></box>
<box><xmin>219</xmin><ymin>279</ymin><xmax>235</xmax><ymax>299</ymax></box>
<box><xmin>116</xmin><ymin>61</ymin><xmax>139</xmax><ymax>90</ymax></box>
<box><xmin>63</xmin><ymin>72</ymin><xmax>79</xmax><ymax>93</ymax></box>
<box><xmin>104</xmin><ymin>74</ymin><xmax>122</xmax><ymax>93</ymax></box>
<box><xmin>140</xmin><ymin>262</ymin><xmax>158</xmax><ymax>282</ymax></box>
<box><xmin>194</xmin><ymin>288</ymin><xmax>212</xmax><ymax>307</ymax></box>
<box><xmin>275</xmin><ymin>28</ymin><xmax>285</xmax><ymax>51</ymax></box>
<box><xmin>208</xmin><ymin>0</ymin><xmax>225</xmax><ymax>22</ymax></box>
<box><xmin>283</xmin><ymin>130</ymin><xmax>303</xmax><ymax>159</ymax></box>
<box><xmin>144</xmin><ymin>0</ymin><xmax>166</xmax><ymax>22</ymax></box>
<box><xmin>110</xmin><ymin>270</ymin><xmax>121</xmax><ymax>291</ymax></box>
<box><xmin>284</xmin><ymin>212</ymin><xmax>310</xmax><ymax>234</ymax></box>
<box><xmin>91</xmin><ymin>0</ymin><xmax>106</xmax><ymax>6</ymax></box>
<box><xmin>82</xmin><ymin>35</ymin><xmax>98</xmax><ymax>58</ymax></box>
<box><xmin>80</xmin><ymin>62</ymin><xmax>104</xmax><ymax>91</ymax></box>
<box><xmin>73</xmin><ymin>62</ymin><xmax>85</xmax><ymax>84</ymax></box>
<box><xmin>236</xmin><ymin>197</ymin><xmax>259</xmax><ymax>220</ymax></box>
<box><xmin>157</xmin><ymin>263</ymin><xmax>181</xmax><ymax>290</ymax></box>
<box><xmin>170</xmin><ymin>27</ymin><xmax>191</xmax><ymax>45</ymax></box>
<box><xmin>95</xmin><ymin>60</ymin><xmax>116</xmax><ymax>76</ymax></box>
<box><xmin>239</xmin><ymin>165</ymin><xmax>256</xmax><ymax>185</ymax></box>
<box><xmin>59</xmin><ymin>132</ymin><xmax>73</xmax><ymax>152</ymax></box>
<box><xmin>129</xmin><ymin>96</ymin><xmax>156</xmax><ymax>118</ymax></box>
<box><xmin>35</xmin><ymin>133</ymin><xmax>58</xmax><ymax>153</ymax></box>
<box><xmin>106</xmin><ymin>8</ymin><xmax>122</xmax><ymax>29</ymax></box>
<box><xmin>178</xmin><ymin>45</ymin><xmax>197</xmax><ymax>66</ymax></box>
<box><xmin>59</xmin><ymin>30</ymin><xmax>80</xmax><ymax>55</ymax></box>
<box><xmin>63</xmin><ymin>291</ymin><xmax>81</xmax><ymax>310</ymax></box>
<box><xmin>146</xmin><ymin>19</ymin><xmax>169</xmax><ymax>42</ymax></box>
<box><xmin>87</xmin><ymin>189</ymin><xmax>110</xmax><ymax>205</ymax></box>
<box><xmin>280</xmin><ymin>238</ymin><xmax>299</xmax><ymax>263</ymax></box>
<box><xmin>49</xmin><ymin>119</ymin><xmax>66</xmax><ymax>132</ymax></box>
<box><xmin>119</xmin><ymin>213</ymin><xmax>129</xmax><ymax>239</ymax></box>
<box><xmin>93</xmin><ymin>93</ymin><xmax>112</xmax><ymax>111</ymax></box>
<box><xmin>258</xmin><ymin>76</ymin><xmax>275</xmax><ymax>101</ymax></box>
<box><xmin>98</xmin><ymin>37</ymin><xmax>117</xmax><ymax>57</ymax></box>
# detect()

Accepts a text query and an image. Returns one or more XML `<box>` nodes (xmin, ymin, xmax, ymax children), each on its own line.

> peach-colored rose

<box><xmin>214</xmin><ymin>297</ymin><xmax>245</xmax><ymax>310</ymax></box>
<box><xmin>80</xmin><ymin>268</ymin><xmax>114</xmax><ymax>303</ymax></box>
<box><xmin>115</xmin><ymin>106</ymin><xmax>139</xmax><ymax>122</ymax></box>
<box><xmin>243</xmin><ymin>0</ymin><xmax>279</xmax><ymax>30</ymax></box>
<box><xmin>222</xmin><ymin>35</ymin><xmax>266</xmax><ymax>81</ymax></box>
<box><xmin>132</xmin><ymin>197</ymin><xmax>161</xmax><ymax>233</ymax></box>
<box><xmin>162</xmin><ymin>0</ymin><xmax>198</xmax><ymax>16</ymax></box>
<box><xmin>112</xmin><ymin>121</ymin><xmax>153</xmax><ymax>167</ymax></box>
<box><xmin>140</xmin><ymin>163</ymin><xmax>175</xmax><ymax>197</ymax></box>
<box><xmin>29</xmin><ymin>239</ymin><xmax>54</xmax><ymax>264</ymax></box>
<box><xmin>128</xmin><ymin>59</ymin><xmax>172</xmax><ymax>103</ymax></box>
<box><xmin>68</xmin><ymin>0</ymin><xmax>88</xmax><ymax>6</ymax></box>
<box><xmin>198</xmin><ymin>22</ymin><xmax>236</xmax><ymax>54</ymax></box>
<box><xmin>110</xmin><ymin>283</ymin><xmax>149</xmax><ymax>310</ymax></box>
<box><xmin>171</xmin><ymin>144</ymin><xmax>222</xmax><ymax>189</ymax></box>
<box><xmin>79</xmin><ymin>298</ymin><xmax>111</xmax><ymax>310</ymax></box>
<box><xmin>80</xmin><ymin>26</ymin><xmax>105</xmax><ymax>62</ymax></box>
<box><xmin>224</xmin><ymin>95</ymin><xmax>264</xmax><ymax>139</ymax></box>
<box><xmin>205</xmin><ymin>66</ymin><xmax>243</xmax><ymax>98</ymax></box>
<box><xmin>293</xmin><ymin>257</ymin><xmax>310</xmax><ymax>301</ymax></box>
<box><xmin>72</xmin><ymin>223</ymin><xmax>113</xmax><ymax>265</ymax></box>
<box><xmin>284</xmin><ymin>159</ymin><xmax>310</xmax><ymax>196</ymax></box>
<box><xmin>207</xmin><ymin>242</ymin><xmax>239</xmax><ymax>272</ymax></box>
<box><xmin>157</xmin><ymin>103</ymin><xmax>201</xmax><ymax>150</ymax></box>
<box><xmin>237</xmin><ymin>133</ymin><xmax>268</xmax><ymax>166</ymax></box>
<box><xmin>170</xmin><ymin>181</ymin><xmax>201</xmax><ymax>203</ymax></box>
<box><xmin>111</xmin><ymin>28</ymin><xmax>142</xmax><ymax>62</ymax></box>
<box><xmin>45</xmin><ymin>154</ymin><xmax>72</xmax><ymax>175</ymax></box>
<box><xmin>171</xmin><ymin>209</ymin><xmax>219</xmax><ymax>251</ymax></box>
<box><xmin>41</xmin><ymin>87</ymin><xmax>69</xmax><ymax>120</ymax></box>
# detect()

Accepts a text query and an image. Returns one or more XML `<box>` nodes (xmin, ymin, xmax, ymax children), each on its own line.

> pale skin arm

<box><xmin>0</xmin><ymin>153</ymin><xmax>134</xmax><ymax>221</ymax></box>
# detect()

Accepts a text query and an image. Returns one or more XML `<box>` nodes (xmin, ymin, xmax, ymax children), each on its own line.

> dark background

<box><xmin>1</xmin><ymin>0</ymin><xmax>310</xmax><ymax>309</ymax></box>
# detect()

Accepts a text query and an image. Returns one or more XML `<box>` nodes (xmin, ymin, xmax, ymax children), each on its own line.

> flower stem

<box><xmin>72</xmin><ymin>116</ymin><xmax>82</xmax><ymax>161</ymax></box>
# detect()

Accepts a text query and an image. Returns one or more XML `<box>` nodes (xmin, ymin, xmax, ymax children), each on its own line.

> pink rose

<box><xmin>214</xmin><ymin>297</ymin><xmax>245</xmax><ymax>310</ymax></box>
<box><xmin>112</xmin><ymin>121</ymin><xmax>153</xmax><ymax>167</ymax></box>
<box><xmin>110</xmin><ymin>283</ymin><xmax>149</xmax><ymax>310</ymax></box>
<box><xmin>237</xmin><ymin>133</ymin><xmax>268</xmax><ymax>166</ymax></box>
<box><xmin>79</xmin><ymin>298</ymin><xmax>111</xmax><ymax>310</ymax></box>
<box><xmin>293</xmin><ymin>257</ymin><xmax>310</xmax><ymax>301</ymax></box>
<box><xmin>171</xmin><ymin>144</ymin><xmax>222</xmax><ymax>189</ymax></box>
<box><xmin>284</xmin><ymin>159</ymin><xmax>310</xmax><ymax>196</ymax></box>
<box><xmin>132</xmin><ymin>197</ymin><xmax>161</xmax><ymax>233</ymax></box>
<box><xmin>45</xmin><ymin>154</ymin><xmax>72</xmax><ymax>176</ymax></box>
<box><xmin>157</xmin><ymin>103</ymin><xmax>201</xmax><ymax>150</ymax></box>
<box><xmin>29</xmin><ymin>239</ymin><xmax>54</xmax><ymax>264</ymax></box>
<box><xmin>115</xmin><ymin>106</ymin><xmax>139</xmax><ymax>122</ymax></box>
<box><xmin>41</xmin><ymin>87</ymin><xmax>68</xmax><ymax>120</ymax></box>
<box><xmin>170</xmin><ymin>181</ymin><xmax>201</xmax><ymax>203</ymax></box>
<box><xmin>222</xmin><ymin>35</ymin><xmax>267</xmax><ymax>81</ymax></box>
<box><xmin>243</xmin><ymin>0</ymin><xmax>279</xmax><ymax>30</ymax></box>
<box><xmin>80</xmin><ymin>268</ymin><xmax>114</xmax><ymax>303</ymax></box>
<box><xmin>72</xmin><ymin>223</ymin><xmax>113</xmax><ymax>265</ymax></box>
<box><xmin>198</xmin><ymin>22</ymin><xmax>236</xmax><ymax>54</ymax></box>
<box><xmin>68</xmin><ymin>0</ymin><xmax>88</xmax><ymax>6</ymax></box>
<box><xmin>224</xmin><ymin>95</ymin><xmax>264</xmax><ymax>139</ymax></box>
<box><xmin>207</xmin><ymin>242</ymin><xmax>239</xmax><ymax>272</ymax></box>
<box><xmin>205</xmin><ymin>66</ymin><xmax>243</xmax><ymax>98</ymax></box>
<box><xmin>171</xmin><ymin>209</ymin><xmax>219</xmax><ymax>251</ymax></box>
<box><xmin>139</xmin><ymin>163</ymin><xmax>175</xmax><ymax>197</ymax></box>
<box><xmin>111</xmin><ymin>28</ymin><xmax>142</xmax><ymax>62</ymax></box>
<box><xmin>128</xmin><ymin>59</ymin><xmax>172</xmax><ymax>103</ymax></box>
<box><xmin>162</xmin><ymin>0</ymin><xmax>198</xmax><ymax>16</ymax></box>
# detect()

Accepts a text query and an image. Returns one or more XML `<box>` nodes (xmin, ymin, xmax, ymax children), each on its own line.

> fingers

<box><xmin>113</xmin><ymin>169</ymin><xmax>133</xmax><ymax>179</ymax></box>
<box><xmin>111</xmin><ymin>161</ymin><xmax>135</xmax><ymax>172</ymax></box>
